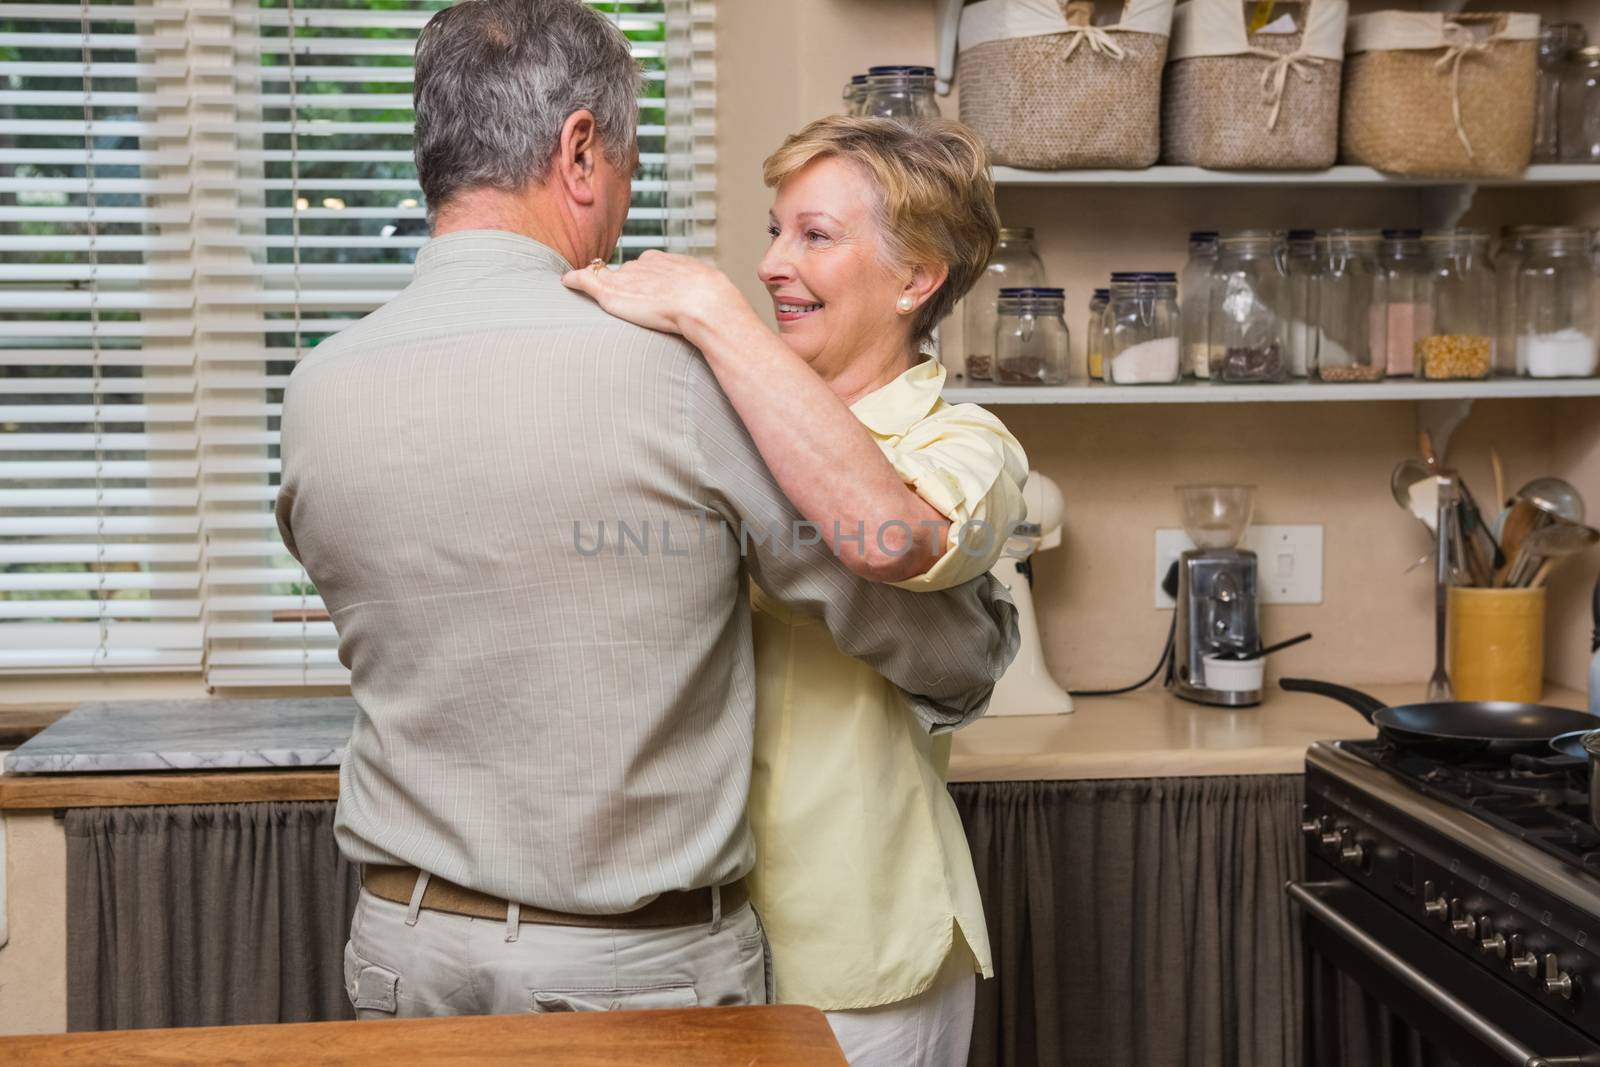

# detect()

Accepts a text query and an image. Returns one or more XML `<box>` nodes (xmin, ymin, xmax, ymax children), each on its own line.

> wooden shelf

<box><xmin>991</xmin><ymin>164</ymin><xmax>1600</xmax><ymax>188</ymax></box>
<box><xmin>944</xmin><ymin>378</ymin><xmax>1600</xmax><ymax>406</ymax></box>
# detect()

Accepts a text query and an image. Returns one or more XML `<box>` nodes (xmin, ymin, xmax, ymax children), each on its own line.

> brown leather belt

<box><xmin>362</xmin><ymin>865</ymin><xmax>748</xmax><ymax>929</ymax></box>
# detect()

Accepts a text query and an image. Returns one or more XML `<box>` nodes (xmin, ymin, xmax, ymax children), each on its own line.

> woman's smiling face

<box><xmin>757</xmin><ymin>155</ymin><xmax>915</xmax><ymax>380</ymax></box>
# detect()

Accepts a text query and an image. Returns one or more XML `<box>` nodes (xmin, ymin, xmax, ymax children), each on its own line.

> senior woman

<box><xmin>564</xmin><ymin>116</ymin><xmax>1026</xmax><ymax>1067</ymax></box>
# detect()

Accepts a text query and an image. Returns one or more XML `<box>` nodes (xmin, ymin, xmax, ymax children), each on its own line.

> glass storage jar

<box><xmin>1495</xmin><ymin>226</ymin><xmax>1538</xmax><ymax>375</ymax></box>
<box><xmin>1373</xmin><ymin>229</ymin><xmax>1432</xmax><ymax>377</ymax></box>
<box><xmin>996</xmin><ymin>287</ymin><xmax>1070</xmax><ymax>385</ymax></box>
<box><xmin>1208</xmin><ymin>230</ymin><xmax>1288</xmax><ymax>383</ymax></box>
<box><xmin>1106</xmin><ymin>273</ymin><xmax>1180</xmax><ymax>385</ymax></box>
<box><xmin>1313</xmin><ymin>229</ymin><xmax>1383</xmax><ymax>382</ymax></box>
<box><xmin>1561</xmin><ymin>47</ymin><xmax>1600</xmax><ymax>161</ymax></box>
<box><xmin>963</xmin><ymin>226</ymin><xmax>1044</xmax><ymax>381</ymax></box>
<box><xmin>1284</xmin><ymin>230</ymin><xmax>1320</xmax><ymax>378</ymax></box>
<box><xmin>1518</xmin><ymin>227</ymin><xmax>1598</xmax><ymax>378</ymax></box>
<box><xmin>1179</xmin><ymin>231</ymin><xmax>1218</xmax><ymax>379</ymax></box>
<box><xmin>860</xmin><ymin>65</ymin><xmax>939</xmax><ymax>120</ymax></box>
<box><xmin>1418</xmin><ymin>229</ymin><xmax>1496</xmax><ymax>381</ymax></box>
<box><xmin>1085</xmin><ymin>287</ymin><xmax>1109</xmax><ymax>381</ymax></box>
<box><xmin>1536</xmin><ymin>24</ymin><xmax>1587</xmax><ymax>161</ymax></box>
<box><xmin>841</xmin><ymin>73</ymin><xmax>868</xmax><ymax>116</ymax></box>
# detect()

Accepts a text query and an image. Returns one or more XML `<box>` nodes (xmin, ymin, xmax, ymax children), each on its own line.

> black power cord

<box><xmin>1068</xmin><ymin>561</ymin><xmax>1180</xmax><ymax>699</ymax></box>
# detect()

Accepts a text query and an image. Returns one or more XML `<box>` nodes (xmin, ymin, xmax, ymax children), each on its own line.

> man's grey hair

<box><xmin>413</xmin><ymin>0</ymin><xmax>641</xmax><ymax>219</ymax></box>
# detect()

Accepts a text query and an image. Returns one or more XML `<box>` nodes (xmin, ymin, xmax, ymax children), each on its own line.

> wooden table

<box><xmin>0</xmin><ymin>1005</ymin><xmax>847</xmax><ymax>1065</ymax></box>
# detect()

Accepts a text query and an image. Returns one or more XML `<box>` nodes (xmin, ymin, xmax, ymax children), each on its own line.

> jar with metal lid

<box><xmin>1536</xmin><ymin>24</ymin><xmax>1587</xmax><ymax>161</ymax></box>
<box><xmin>1418</xmin><ymin>229</ymin><xmax>1496</xmax><ymax>381</ymax></box>
<box><xmin>1373</xmin><ymin>229</ymin><xmax>1432</xmax><ymax>377</ymax></box>
<box><xmin>1284</xmin><ymin>230</ymin><xmax>1320</xmax><ymax>378</ymax></box>
<box><xmin>1085</xmin><ymin>288</ymin><xmax>1109</xmax><ymax>381</ymax></box>
<box><xmin>1517</xmin><ymin>227</ymin><xmax>1598</xmax><ymax>378</ymax></box>
<box><xmin>1179</xmin><ymin>231</ymin><xmax>1218</xmax><ymax>379</ymax></box>
<box><xmin>1106</xmin><ymin>273</ymin><xmax>1180</xmax><ymax>385</ymax></box>
<box><xmin>963</xmin><ymin>226</ymin><xmax>1044</xmax><ymax>381</ymax></box>
<box><xmin>841</xmin><ymin>73</ymin><xmax>869</xmax><ymax>116</ymax></box>
<box><xmin>1495</xmin><ymin>226</ymin><xmax>1538</xmax><ymax>375</ymax></box>
<box><xmin>1561</xmin><ymin>46</ymin><xmax>1600</xmax><ymax>161</ymax></box>
<box><xmin>1207</xmin><ymin>230</ymin><xmax>1288</xmax><ymax>383</ymax></box>
<box><xmin>860</xmin><ymin>65</ymin><xmax>939</xmax><ymax>121</ymax></box>
<box><xmin>1313</xmin><ymin>229</ymin><xmax>1383</xmax><ymax>382</ymax></box>
<box><xmin>996</xmin><ymin>287</ymin><xmax>1070</xmax><ymax>386</ymax></box>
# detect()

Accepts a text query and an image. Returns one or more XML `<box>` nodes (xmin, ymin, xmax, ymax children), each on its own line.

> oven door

<box><xmin>1289</xmin><ymin>874</ymin><xmax>1600</xmax><ymax>1067</ymax></box>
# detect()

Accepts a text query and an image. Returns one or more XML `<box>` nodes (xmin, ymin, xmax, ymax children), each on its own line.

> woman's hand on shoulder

<box><xmin>562</xmin><ymin>250</ymin><xmax>746</xmax><ymax>338</ymax></box>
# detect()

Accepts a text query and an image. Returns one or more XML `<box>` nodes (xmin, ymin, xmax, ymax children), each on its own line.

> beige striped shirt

<box><xmin>275</xmin><ymin>231</ymin><xmax>1018</xmax><ymax>913</ymax></box>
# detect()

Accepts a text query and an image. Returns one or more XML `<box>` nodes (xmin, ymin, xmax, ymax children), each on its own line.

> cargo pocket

<box><xmin>529</xmin><ymin>982</ymin><xmax>698</xmax><ymax>1013</ymax></box>
<box><xmin>343</xmin><ymin>941</ymin><xmax>400</xmax><ymax>1016</ymax></box>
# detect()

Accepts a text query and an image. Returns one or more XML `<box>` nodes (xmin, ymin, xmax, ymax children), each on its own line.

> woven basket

<box><xmin>960</xmin><ymin>30</ymin><xmax>1168</xmax><ymax>169</ymax></box>
<box><xmin>1340</xmin><ymin>15</ymin><xmax>1536</xmax><ymax>178</ymax></box>
<box><xmin>1162</xmin><ymin>5</ymin><xmax>1341</xmax><ymax>169</ymax></box>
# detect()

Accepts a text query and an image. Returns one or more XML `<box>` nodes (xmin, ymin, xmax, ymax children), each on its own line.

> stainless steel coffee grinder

<box><xmin>1169</xmin><ymin>485</ymin><xmax>1263</xmax><ymax>707</ymax></box>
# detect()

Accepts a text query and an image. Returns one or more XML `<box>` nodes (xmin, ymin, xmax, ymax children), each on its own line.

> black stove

<box><xmin>1298</xmin><ymin>740</ymin><xmax>1600</xmax><ymax>1066</ymax></box>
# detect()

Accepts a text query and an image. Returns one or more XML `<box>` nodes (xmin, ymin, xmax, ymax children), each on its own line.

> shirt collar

<box><xmin>849</xmin><ymin>358</ymin><xmax>947</xmax><ymax>438</ymax></box>
<box><xmin>413</xmin><ymin>230</ymin><xmax>574</xmax><ymax>277</ymax></box>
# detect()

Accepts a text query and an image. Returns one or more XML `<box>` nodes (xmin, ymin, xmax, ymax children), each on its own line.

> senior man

<box><xmin>275</xmin><ymin>0</ymin><xmax>1017</xmax><ymax>1019</ymax></box>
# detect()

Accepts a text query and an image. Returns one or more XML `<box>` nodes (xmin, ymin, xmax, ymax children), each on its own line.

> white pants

<box><xmin>343</xmin><ymin>883</ymin><xmax>769</xmax><ymax>1018</ymax></box>
<box><xmin>824</xmin><ymin>950</ymin><xmax>976</xmax><ymax>1067</ymax></box>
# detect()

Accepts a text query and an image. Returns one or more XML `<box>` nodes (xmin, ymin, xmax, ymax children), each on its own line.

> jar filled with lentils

<box><xmin>1418</xmin><ymin>229</ymin><xmax>1496</xmax><ymax>381</ymax></box>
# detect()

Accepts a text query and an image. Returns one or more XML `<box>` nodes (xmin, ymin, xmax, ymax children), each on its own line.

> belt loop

<box><xmin>405</xmin><ymin>870</ymin><xmax>431</xmax><ymax>927</ymax></box>
<box><xmin>709</xmin><ymin>883</ymin><xmax>722</xmax><ymax>935</ymax></box>
<box><xmin>505</xmin><ymin>901</ymin><xmax>522</xmax><ymax>943</ymax></box>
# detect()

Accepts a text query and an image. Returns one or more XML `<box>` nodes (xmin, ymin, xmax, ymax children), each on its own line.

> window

<box><xmin>0</xmin><ymin>0</ymin><xmax>717</xmax><ymax>684</ymax></box>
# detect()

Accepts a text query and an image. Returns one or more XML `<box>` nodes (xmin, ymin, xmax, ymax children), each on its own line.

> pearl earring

<box><xmin>897</xmin><ymin>294</ymin><xmax>916</xmax><ymax>313</ymax></box>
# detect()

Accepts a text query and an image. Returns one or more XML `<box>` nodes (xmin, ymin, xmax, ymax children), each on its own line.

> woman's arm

<box><xmin>565</xmin><ymin>253</ymin><xmax>947</xmax><ymax>583</ymax></box>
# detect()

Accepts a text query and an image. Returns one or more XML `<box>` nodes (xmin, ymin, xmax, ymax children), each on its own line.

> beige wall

<box><xmin>715</xmin><ymin>0</ymin><xmax>1593</xmax><ymax>696</ymax></box>
<box><xmin>0</xmin><ymin>813</ymin><xmax>67</xmax><ymax>1035</ymax></box>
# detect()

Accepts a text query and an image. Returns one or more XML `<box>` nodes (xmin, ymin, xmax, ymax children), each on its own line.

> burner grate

<box><xmin>1342</xmin><ymin>740</ymin><xmax>1600</xmax><ymax>871</ymax></box>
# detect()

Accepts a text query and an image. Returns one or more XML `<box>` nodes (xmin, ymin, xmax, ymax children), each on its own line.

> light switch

<box><xmin>1154</xmin><ymin>524</ymin><xmax>1324</xmax><ymax>607</ymax></box>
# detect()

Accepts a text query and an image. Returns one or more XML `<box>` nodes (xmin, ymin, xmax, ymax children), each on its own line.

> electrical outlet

<box><xmin>1154</xmin><ymin>525</ymin><xmax>1324</xmax><ymax>607</ymax></box>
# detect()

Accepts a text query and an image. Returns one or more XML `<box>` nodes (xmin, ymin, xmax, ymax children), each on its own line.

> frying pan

<box><xmin>1281</xmin><ymin>678</ymin><xmax>1600</xmax><ymax>756</ymax></box>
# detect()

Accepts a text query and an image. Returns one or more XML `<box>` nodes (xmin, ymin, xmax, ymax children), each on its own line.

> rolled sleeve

<box><xmin>888</xmin><ymin>403</ymin><xmax>1029</xmax><ymax>593</ymax></box>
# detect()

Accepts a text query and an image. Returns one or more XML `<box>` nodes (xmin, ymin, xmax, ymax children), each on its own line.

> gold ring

<box><xmin>587</xmin><ymin>258</ymin><xmax>607</xmax><ymax>276</ymax></box>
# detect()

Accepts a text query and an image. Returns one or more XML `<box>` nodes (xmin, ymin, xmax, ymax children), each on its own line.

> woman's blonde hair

<box><xmin>762</xmin><ymin>115</ymin><xmax>1000</xmax><ymax>347</ymax></box>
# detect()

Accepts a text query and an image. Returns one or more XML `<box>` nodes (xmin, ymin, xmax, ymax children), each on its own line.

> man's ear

<box><xmin>557</xmin><ymin>109</ymin><xmax>600</xmax><ymax>207</ymax></box>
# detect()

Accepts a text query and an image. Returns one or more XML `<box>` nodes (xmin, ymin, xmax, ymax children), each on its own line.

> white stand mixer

<box><xmin>986</xmin><ymin>471</ymin><xmax>1073</xmax><ymax>717</ymax></box>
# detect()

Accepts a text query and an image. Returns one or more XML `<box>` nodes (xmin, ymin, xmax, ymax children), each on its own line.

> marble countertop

<box><xmin>3</xmin><ymin>698</ymin><xmax>357</xmax><ymax>774</ymax></box>
<box><xmin>946</xmin><ymin>681</ymin><xmax>1590</xmax><ymax>783</ymax></box>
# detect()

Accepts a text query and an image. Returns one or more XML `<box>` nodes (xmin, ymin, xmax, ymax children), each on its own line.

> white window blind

<box><xmin>0</xmin><ymin>0</ymin><xmax>716</xmax><ymax>684</ymax></box>
<box><xmin>0</xmin><ymin>0</ymin><xmax>201</xmax><ymax>671</ymax></box>
<box><xmin>192</xmin><ymin>0</ymin><xmax>717</xmax><ymax>687</ymax></box>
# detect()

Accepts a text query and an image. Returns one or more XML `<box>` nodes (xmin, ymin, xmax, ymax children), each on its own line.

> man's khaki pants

<box><xmin>343</xmin><ymin>882</ymin><xmax>769</xmax><ymax>1018</ymax></box>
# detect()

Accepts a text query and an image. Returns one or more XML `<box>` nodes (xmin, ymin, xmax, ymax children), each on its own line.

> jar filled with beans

<box><xmin>1418</xmin><ymin>229</ymin><xmax>1496</xmax><ymax>380</ymax></box>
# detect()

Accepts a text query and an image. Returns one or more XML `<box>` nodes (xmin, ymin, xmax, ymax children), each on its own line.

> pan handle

<box><xmin>1279</xmin><ymin>678</ymin><xmax>1385</xmax><ymax>723</ymax></box>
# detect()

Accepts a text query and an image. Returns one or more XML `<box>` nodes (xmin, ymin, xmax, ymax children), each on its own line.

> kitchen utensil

<box><xmin>1531</xmin><ymin>559</ymin><xmax>1556</xmax><ymax>588</ymax></box>
<box><xmin>1495</xmin><ymin>497</ymin><xmax>1549</xmax><ymax>586</ymax></box>
<box><xmin>1583</xmin><ymin>732</ymin><xmax>1600</xmax><ymax>831</ymax></box>
<box><xmin>1519</xmin><ymin>476</ymin><xmax>1587</xmax><ymax>524</ymax></box>
<box><xmin>1491</xmin><ymin>447</ymin><xmax>1506</xmax><ymax>510</ymax></box>
<box><xmin>1281</xmin><ymin>678</ymin><xmax>1599</xmax><ymax>756</ymax></box>
<box><xmin>1456</xmin><ymin>480</ymin><xmax>1503</xmax><ymax>578</ymax></box>
<box><xmin>1391</xmin><ymin>460</ymin><xmax>1434</xmax><ymax>528</ymax></box>
<box><xmin>1550</xmin><ymin>729</ymin><xmax>1590</xmax><ymax>761</ymax></box>
<box><xmin>1175</xmin><ymin>484</ymin><xmax>1255</xmax><ymax>549</ymax></box>
<box><xmin>1418</xmin><ymin>429</ymin><xmax>1439</xmax><ymax>470</ymax></box>
<box><xmin>1429</xmin><ymin>477</ymin><xmax>1454</xmax><ymax>702</ymax></box>
<box><xmin>1214</xmin><ymin>632</ymin><xmax>1312</xmax><ymax>660</ymax></box>
<box><xmin>1505</xmin><ymin>520</ymin><xmax>1600</xmax><ymax>588</ymax></box>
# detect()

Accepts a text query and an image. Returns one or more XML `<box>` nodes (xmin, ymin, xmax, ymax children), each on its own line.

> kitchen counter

<box><xmin>945</xmin><ymin>682</ymin><xmax>1590</xmax><ymax>782</ymax></box>
<box><xmin>1</xmin><ymin>684</ymin><xmax>1590</xmax><ymax>811</ymax></box>
<box><xmin>0</xmin><ymin>1004</ymin><xmax>846</xmax><ymax>1065</ymax></box>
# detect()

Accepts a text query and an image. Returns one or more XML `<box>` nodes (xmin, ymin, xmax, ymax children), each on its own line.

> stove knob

<box><xmin>1300</xmin><ymin>813</ymin><xmax>1328</xmax><ymax>836</ymax></box>
<box><xmin>1339</xmin><ymin>837</ymin><xmax>1369</xmax><ymax>867</ymax></box>
<box><xmin>1448</xmin><ymin>899</ymin><xmax>1477</xmax><ymax>939</ymax></box>
<box><xmin>1509</xmin><ymin>935</ymin><xmax>1539</xmax><ymax>978</ymax></box>
<box><xmin>1542</xmin><ymin>954</ymin><xmax>1574</xmax><ymax>1000</ymax></box>
<box><xmin>1320</xmin><ymin>827</ymin><xmax>1343</xmax><ymax>849</ymax></box>
<box><xmin>1422</xmin><ymin>881</ymin><xmax>1448</xmax><ymax>921</ymax></box>
<box><xmin>1477</xmin><ymin>918</ymin><xmax>1506</xmax><ymax>958</ymax></box>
